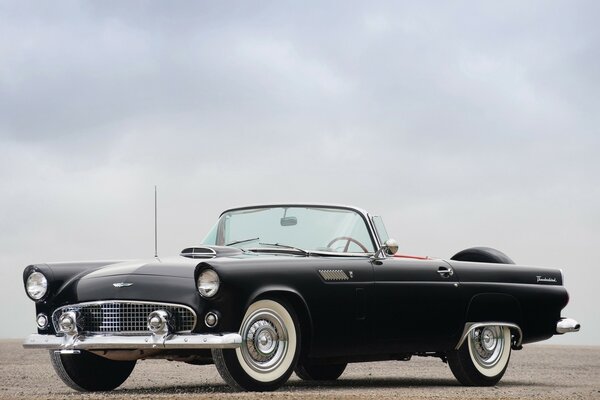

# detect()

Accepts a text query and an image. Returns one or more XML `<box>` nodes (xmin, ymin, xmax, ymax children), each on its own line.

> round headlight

<box><xmin>26</xmin><ymin>271</ymin><xmax>48</xmax><ymax>300</ymax></box>
<box><xmin>197</xmin><ymin>269</ymin><xmax>220</xmax><ymax>298</ymax></box>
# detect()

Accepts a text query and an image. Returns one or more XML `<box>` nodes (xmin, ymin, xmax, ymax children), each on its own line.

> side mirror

<box><xmin>373</xmin><ymin>238</ymin><xmax>399</xmax><ymax>259</ymax></box>
<box><xmin>384</xmin><ymin>238</ymin><xmax>399</xmax><ymax>255</ymax></box>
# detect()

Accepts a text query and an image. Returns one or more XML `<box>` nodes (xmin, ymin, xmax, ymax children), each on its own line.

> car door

<box><xmin>304</xmin><ymin>257</ymin><xmax>374</xmax><ymax>358</ymax></box>
<box><xmin>371</xmin><ymin>257</ymin><xmax>465</xmax><ymax>352</ymax></box>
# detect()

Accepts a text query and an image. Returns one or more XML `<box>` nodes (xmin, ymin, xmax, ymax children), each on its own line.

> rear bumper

<box><xmin>23</xmin><ymin>332</ymin><xmax>242</xmax><ymax>351</ymax></box>
<box><xmin>556</xmin><ymin>317</ymin><xmax>581</xmax><ymax>334</ymax></box>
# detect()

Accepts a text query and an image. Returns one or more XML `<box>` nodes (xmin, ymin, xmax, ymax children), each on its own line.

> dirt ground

<box><xmin>0</xmin><ymin>340</ymin><xmax>598</xmax><ymax>400</ymax></box>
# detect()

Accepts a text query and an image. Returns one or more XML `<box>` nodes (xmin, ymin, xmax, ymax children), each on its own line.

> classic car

<box><xmin>22</xmin><ymin>204</ymin><xmax>580</xmax><ymax>392</ymax></box>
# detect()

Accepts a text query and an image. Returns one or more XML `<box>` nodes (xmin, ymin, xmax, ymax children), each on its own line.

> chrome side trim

<box><xmin>456</xmin><ymin>322</ymin><xmax>523</xmax><ymax>350</ymax></box>
<box><xmin>556</xmin><ymin>318</ymin><xmax>580</xmax><ymax>334</ymax></box>
<box><xmin>23</xmin><ymin>332</ymin><xmax>242</xmax><ymax>350</ymax></box>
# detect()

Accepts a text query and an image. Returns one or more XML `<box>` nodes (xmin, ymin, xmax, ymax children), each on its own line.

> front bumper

<box><xmin>23</xmin><ymin>332</ymin><xmax>242</xmax><ymax>350</ymax></box>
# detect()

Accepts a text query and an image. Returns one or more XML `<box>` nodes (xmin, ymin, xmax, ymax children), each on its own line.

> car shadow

<box><xmin>288</xmin><ymin>377</ymin><xmax>553</xmax><ymax>389</ymax></box>
<box><xmin>118</xmin><ymin>377</ymin><xmax>553</xmax><ymax>395</ymax></box>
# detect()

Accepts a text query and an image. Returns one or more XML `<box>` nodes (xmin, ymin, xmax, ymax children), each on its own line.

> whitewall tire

<box><xmin>213</xmin><ymin>298</ymin><xmax>300</xmax><ymax>391</ymax></box>
<box><xmin>447</xmin><ymin>325</ymin><xmax>512</xmax><ymax>386</ymax></box>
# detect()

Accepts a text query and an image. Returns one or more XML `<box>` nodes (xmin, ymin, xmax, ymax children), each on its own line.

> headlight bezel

<box><xmin>197</xmin><ymin>268</ymin><xmax>220</xmax><ymax>298</ymax></box>
<box><xmin>26</xmin><ymin>271</ymin><xmax>48</xmax><ymax>301</ymax></box>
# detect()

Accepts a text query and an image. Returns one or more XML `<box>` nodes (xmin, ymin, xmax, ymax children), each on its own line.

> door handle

<box><xmin>437</xmin><ymin>266</ymin><xmax>454</xmax><ymax>278</ymax></box>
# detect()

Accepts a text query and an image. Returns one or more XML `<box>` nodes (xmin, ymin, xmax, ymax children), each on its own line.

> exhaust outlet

<box><xmin>556</xmin><ymin>318</ymin><xmax>581</xmax><ymax>334</ymax></box>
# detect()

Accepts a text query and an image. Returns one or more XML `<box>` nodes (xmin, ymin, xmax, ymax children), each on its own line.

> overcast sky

<box><xmin>1</xmin><ymin>1</ymin><xmax>598</xmax><ymax>345</ymax></box>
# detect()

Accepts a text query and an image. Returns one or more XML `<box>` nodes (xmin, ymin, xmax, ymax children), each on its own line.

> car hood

<box><xmin>43</xmin><ymin>246</ymin><xmax>305</xmax><ymax>307</ymax></box>
<box><xmin>81</xmin><ymin>257</ymin><xmax>199</xmax><ymax>280</ymax></box>
<box><xmin>78</xmin><ymin>246</ymin><xmax>248</xmax><ymax>280</ymax></box>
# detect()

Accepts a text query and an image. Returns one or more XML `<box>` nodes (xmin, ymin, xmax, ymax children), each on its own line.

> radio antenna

<box><xmin>154</xmin><ymin>185</ymin><xmax>158</xmax><ymax>258</ymax></box>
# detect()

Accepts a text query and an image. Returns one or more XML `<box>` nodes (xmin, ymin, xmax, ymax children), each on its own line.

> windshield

<box><xmin>202</xmin><ymin>206</ymin><xmax>375</xmax><ymax>253</ymax></box>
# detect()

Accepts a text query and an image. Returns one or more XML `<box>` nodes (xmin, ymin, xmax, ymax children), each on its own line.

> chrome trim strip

<box><xmin>556</xmin><ymin>318</ymin><xmax>580</xmax><ymax>334</ymax></box>
<box><xmin>51</xmin><ymin>300</ymin><xmax>197</xmax><ymax>334</ymax></box>
<box><xmin>456</xmin><ymin>322</ymin><xmax>523</xmax><ymax>350</ymax></box>
<box><xmin>296</xmin><ymin>250</ymin><xmax>373</xmax><ymax>257</ymax></box>
<box><xmin>23</xmin><ymin>332</ymin><xmax>242</xmax><ymax>350</ymax></box>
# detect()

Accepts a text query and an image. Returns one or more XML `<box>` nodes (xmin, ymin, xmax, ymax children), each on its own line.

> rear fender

<box><xmin>466</xmin><ymin>293</ymin><xmax>523</xmax><ymax>328</ymax></box>
<box><xmin>464</xmin><ymin>293</ymin><xmax>524</xmax><ymax>349</ymax></box>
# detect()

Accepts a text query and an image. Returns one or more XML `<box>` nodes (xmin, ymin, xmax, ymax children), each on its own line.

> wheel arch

<box><xmin>464</xmin><ymin>293</ymin><xmax>524</xmax><ymax>349</ymax></box>
<box><xmin>247</xmin><ymin>286</ymin><xmax>314</xmax><ymax>357</ymax></box>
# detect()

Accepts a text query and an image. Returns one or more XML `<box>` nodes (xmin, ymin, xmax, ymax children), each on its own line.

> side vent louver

<box><xmin>318</xmin><ymin>269</ymin><xmax>349</xmax><ymax>281</ymax></box>
<box><xmin>180</xmin><ymin>247</ymin><xmax>217</xmax><ymax>259</ymax></box>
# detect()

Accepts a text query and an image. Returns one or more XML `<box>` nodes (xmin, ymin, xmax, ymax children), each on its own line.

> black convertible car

<box><xmin>23</xmin><ymin>204</ymin><xmax>580</xmax><ymax>391</ymax></box>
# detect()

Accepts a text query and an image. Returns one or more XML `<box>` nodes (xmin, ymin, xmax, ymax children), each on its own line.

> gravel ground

<box><xmin>0</xmin><ymin>340</ymin><xmax>598</xmax><ymax>400</ymax></box>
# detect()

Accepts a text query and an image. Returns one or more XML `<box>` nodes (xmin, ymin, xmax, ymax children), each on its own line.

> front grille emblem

<box><xmin>113</xmin><ymin>282</ymin><xmax>133</xmax><ymax>288</ymax></box>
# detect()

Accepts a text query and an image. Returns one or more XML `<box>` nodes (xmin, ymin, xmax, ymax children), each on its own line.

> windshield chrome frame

<box><xmin>219</xmin><ymin>204</ymin><xmax>382</xmax><ymax>255</ymax></box>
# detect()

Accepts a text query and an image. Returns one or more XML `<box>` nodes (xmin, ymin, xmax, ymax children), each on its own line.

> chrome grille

<box><xmin>52</xmin><ymin>301</ymin><xmax>196</xmax><ymax>334</ymax></box>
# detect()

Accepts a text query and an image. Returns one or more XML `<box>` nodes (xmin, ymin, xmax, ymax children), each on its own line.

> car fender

<box><xmin>466</xmin><ymin>293</ymin><xmax>523</xmax><ymax>327</ymax></box>
<box><xmin>247</xmin><ymin>285</ymin><xmax>314</xmax><ymax>355</ymax></box>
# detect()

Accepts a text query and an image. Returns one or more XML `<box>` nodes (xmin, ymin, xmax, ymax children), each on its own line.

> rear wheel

<box><xmin>447</xmin><ymin>325</ymin><xmax>511</xmax><ymax>386</ymax></box>
<box><xmin>295</xmin><ymin>362</ymin><xmax>347</xmax><ymax>381</ymax></box>
<box><xmin>213</xmin><ymin>298</ymin><xmax>300</xmax><ymax>391</ymax></box>
<box><xmin>49</xmin><ymin>350</ymin><xmax>136</xmax><ymax>391</ymax></box>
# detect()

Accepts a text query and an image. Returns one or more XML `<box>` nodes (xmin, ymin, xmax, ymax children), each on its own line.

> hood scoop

<box><xmin>180</xmin><ymin>247</ymin><xmax>217</xmax><ymax>259</ymax></box>
<box><xmin>180</xmin><ymin>246</ymin><xmax>243</xmax><ymax>259</ymax></box>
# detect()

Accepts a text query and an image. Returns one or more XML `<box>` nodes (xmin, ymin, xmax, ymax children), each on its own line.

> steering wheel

<box><xmin>327</xmin><ymin>236</ymin><xmax>369</xmax><ymax>253</ymax></box>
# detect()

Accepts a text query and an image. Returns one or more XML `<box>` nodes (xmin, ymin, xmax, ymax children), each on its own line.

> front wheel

<box><xmin>447</xmin><ymin>325</ymin><xmax>511</xmax><ymax>386</ymax></box>
<box><xmin>212</xmin><ymin>298</ymin><xmax>300</xmax><ymax>391</ymax></box>
<box><xmin>49</xmin><ymin>350</ymin><xmax>136</xmax><ymax>391</ymax></box>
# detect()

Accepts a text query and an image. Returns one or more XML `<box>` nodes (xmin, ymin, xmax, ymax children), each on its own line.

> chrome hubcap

<box><xmin>470</xmin><ymin>326</ymin><xmax>505</xmax><ymax>369</ymax></box>
<box><xmin>240</xmin><ymin>309</ymin><xmax>288</xmax><ymax>373</ymax></box>
<box><xmin>246</xmin><ymin>320</ymin><xmax>279</xmax><ymax>362</ymax></box>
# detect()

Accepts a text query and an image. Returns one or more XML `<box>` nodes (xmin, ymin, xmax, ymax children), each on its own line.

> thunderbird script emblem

<box><xmin>536</xmin><ymin>276</ymin><xmax>557</xmax><ymax>284</ymax></box>
<box><xmin>113</xmin><ymin>282</ymin><xmax>133</xmax><ymax>288</ymax></box>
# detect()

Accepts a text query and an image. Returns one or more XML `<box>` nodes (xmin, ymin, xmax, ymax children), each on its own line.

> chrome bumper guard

<box><xmin>23</xmin><ymin>332</ymin><xmax>242</xmax><ymax>351</ymax></box>
<box><xmin>556</xmin><ymin>318</ymin><xmax>580</xmax><ymax>334</ymax></box>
